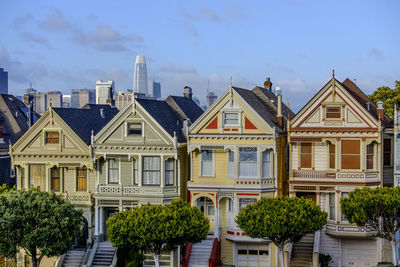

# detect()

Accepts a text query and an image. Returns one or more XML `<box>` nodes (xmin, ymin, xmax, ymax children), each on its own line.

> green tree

<box><xmin>341</xmin><ymin>187</ymin><xmax>400</xmax><ymax>266</ymax></box>
<box><xmin>0</xmin><ymin>188</ymin><xmax>84</xmax><ymax>267</ymax></box>
<box><xmin>0</xmin><ymin>184</ymin><xmax>14</xmax><ymax>195</ymax></box>
<box><xmin>107</xmin><ymin>199</ymin><xmax>209</xmax><ymax>267</ymax></box>
<box><xmin>236</xmin><ymin>196</ymin><xmax>327</xmax><ymax>267</ymax></box>
<box><xmin>368</xmin><ymin>81</ymin><xmax>400</xmax><ymax>119</ymax></box>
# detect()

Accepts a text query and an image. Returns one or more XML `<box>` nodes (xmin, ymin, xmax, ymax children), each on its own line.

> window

<box><xmin>384</xmin><ymin>139</ymin><xmax>392</xmax><ymax>166</ymax></box>
<box><xmin>329</xmin><ymin>143</ymin><xmax>335</xmax><ymax>169</ymax></box>
<box><xmin>341</xmin><ymin>140</ymin><xmax>360</xmax><ymax>169</ymax></box>
<box><xmin>341</xmin><ymin>192</ymin><xmax>349</xmax><ymax>221</ymax></box>
<box><xmin>239</xmin><ymin>147</ymin><xmax>257</xmax><ymax>178</ymax></box>
<box><xmin>328</xmin><ymin>193</ymin><xmax>336</xmax><ymax>221</ymax></box>
<box><xmin>165</xmin><ymin>159</ymin><xmax>174</xmax><ymax>186</ymax></box>
<box><xmin>201</xmin><ymin>150</ymin><xmax>213</xmax><ymax>176</ymax></box>
<box><xmin>239</xmin><ymin>198</ymin><xmax>256</xmax><ymax>211</ymax></box>
<box><xmin>51</xmin><ymin>167</ymin><xmax>60</xmax><ymax>191</ymax></box>
<box><xmin>133</xmin><ymin>158</ymin><xmax>138</xmax><ymax>185</ymax></box>
<box><xmin>108</xmin><ymin>159</ymin><xmax>119</xmax><ymax>184</ymax></box>
<box><xmin>228</xmin><ymin>150</ymin><xmax>234</xmax><ymax>177</ymax></box>
<box><xmin>46</xmin><ymin>132</ymin><xmax>59</xmax><ymax>144</ymax></box>
<box><xmin>224</xmin><ymin>113</ymin><xmax>239</xmax><ymax>125</ymax></box>
<box><xmin>300</xmin><ymin>143</ymin><xmax>312</xmax><ymax>169</ymax></box>
<box><xmin>127</xmin><ymin>123</ymin><xmax>142</xmax><ymax>136</ymax></box>
<box><xmin>77</xmin><ymin>167</ymin><xmax>87</xmax><ymax>191</ymax></box>
<box><xmin>207</xmin><ymin>205</ymin><xmax>215</xmax><ymax>216</ymax></box>
<box><xmin>228</xmin><ymin>198</ymin><xmax>233</xmax><ymax>212</ymax></box>
<box><xmin>326</xmin><ymin>106</ymin><xmax>341</xmax><ymax>119</ymax></box>
<box><xmin>143</xmin><ymin>156</ymin><xmax>160</xmax><ymax>185</ymax></box>
<box><xmin>262</xmin><ymin>150</ymin><xmax>271</xmax><ymax>178</ymax></box>
<box><xmin>366</xmin><ymin>143</ymin><xmax>375</xmax><ymax>170</ymax></box>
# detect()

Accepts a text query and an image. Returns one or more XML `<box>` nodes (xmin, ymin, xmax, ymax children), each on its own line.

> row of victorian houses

<box><xmin>8</xmin><ymin>73</ymin><xmax>397</xmax><ymax>267</ymax></box>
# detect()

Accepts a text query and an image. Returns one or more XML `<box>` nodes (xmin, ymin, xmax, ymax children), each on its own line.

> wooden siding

<box><xmin>292</xmin><ymin>144</ymin><xmax>298</xmax><ymax>170</ymax></box>
<box><xmin>314</xmin><ymin>143</ymin><xmax>327</xmax><ymax>171</ymax></box>
<box><xmin>320</xmin><ymin>228</ymin><xmax>340</xmax><ymax>267</ymax></box>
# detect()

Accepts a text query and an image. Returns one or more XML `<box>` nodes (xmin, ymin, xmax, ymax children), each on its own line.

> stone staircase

<box><xmin>91</xmin><ymin>241</ymin><xmax>116</xmax><ymax>267</ymax></box>
<box><xmin>188</xmin><ymin>239</ymin><xmax>213</xmax><ymax>267</ymax></box>
<box><xmin>143</xmin><ymin>252</ymin><xmax>171</xmax><ymax>267</ymax></box>
<box><xmin>62</xmin><ymin>247</ymin><xmax>87</xmax><ymax>267</ymax></box>
<box><xmin>290</xmin><ymin>234</ymin><xmax>314</xmax><ymax>267</ymax></box>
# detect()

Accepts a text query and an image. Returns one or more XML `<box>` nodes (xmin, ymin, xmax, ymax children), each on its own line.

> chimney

<box><xmin>183</xmin><ymin>86</ymin><xmax>193</xmax><ymax>99</ymax></box>
<box><xmin>276</xmin><ymin>92</ymin><xmax>283</xmax><ymax>129</ymax></box>
<box><xmin>264</xmin><ymin>77</ymin><xmax>272</xmax><ymax>90</ymax></box>
<box><xmin>377</xmin><ymin>101</ymin><xmax>384</xmax><ymax>122</ymax></box>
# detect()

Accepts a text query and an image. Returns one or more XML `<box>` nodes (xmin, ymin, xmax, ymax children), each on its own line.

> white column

<box><xmin>214</xmin><ymin>199</ymin><xmax>220</xmax><ymax>239</ymax></box>
<box><xmin>138</xmin><ymin>155</ymin><xmax>142</xmax><ymax>187</ymax></box>
<box><xmin>99</xmin><ymin>207</ymin><xmax>104</xmax><ymax>235</ymax></box>
<box><xmin>160</xmin><ymin>156</ymin><xmax>165</xmax><ymax>188</ymax></box>
<box><xmin>45</xmin><ymin>166</ymin><xmax>50</xmax><ymax>192</ymax></box>
<box><xmin>94</xmin><ymin>206</ymin><xmax>99</xmax><ymax>236</ymax></box>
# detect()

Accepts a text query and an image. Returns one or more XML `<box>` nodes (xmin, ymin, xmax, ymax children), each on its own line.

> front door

<box><xmin>103</xmin><ymin>208</ymin><xmax>118</xmax><ymax>240</ymax></box>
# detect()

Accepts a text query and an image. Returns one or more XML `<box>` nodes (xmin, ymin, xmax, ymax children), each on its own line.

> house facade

<box><xmin>10</xmin><ymin>105</ymin><xmax>118</xmax><ymax>266</ymax></box>
<box><xmin>187</xmin><ymin>83</ymin><xmax>293</xmax><ymax>267</ymax></box>
<box><xmin>288</xmin><ymin>76</ymin><xmax>393</xmax><ymax>266</ymax></box>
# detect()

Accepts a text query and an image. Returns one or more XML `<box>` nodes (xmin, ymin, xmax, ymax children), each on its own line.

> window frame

<box><xmin>200</xmin><ymin>150</ymin><xmax>214</xmax><ymax>177</ymax></box>
<box><xmin>223</xmin><ymin>112</ymin><xmax>239</xmax><ymax>126</ymax></box>
<box><xmin>341</xmin><ymin>140</ymin><xmax>361</xmax><ymax>170</ymax></box>
<box><xmin>328</xmin><ymin>193</ymin><xmax>336</xmax><ymax>221</ymax></box>
<box><xmin>227</xmin><ymin>149</ymin><xmax>235</xmax><ymax>177</ymax></box>
<box><xmin>76</xmin><ymin>167</ymin><xmax>87</xmax><ymax>192</ymax></box>
<box><xmin>262</xmin><ymin>150</ymin><xmax>271</xmax><ymax>178</ymax></box>
<box><xmin>127</xmin><ymin>122</ymin><xmax>143</xmax><ymax>137</ymax></box>
<box><xmin>384</xmin><ymin>138</ymin><xmax>392</xmax><ymax>167</ymax></box>
<box><xmin>50</xmin><ymin>166</ymin><xmax>60</xmax><ymax>192</ymax></box>
<box><xmin>300</xmin><ymin>143</ymin><xmax>312</xmax><ymax>169</ymax></box>
<box><xmin>45</xmin><ymin>131</ymin><xmax>60</xmax><ymax>144</ymax></box>
<box><xmin>107</xmin><ymin>158</ymin><xmax>120</xmax><ymax>184</ymax></box>
<box><xmin>238</xmin><ymin>147</ymin><xmax>258</xmax><ymax>178</ymax></box>
<box><xmin>366</xmin><ymin>143</ymin><xmax>375</xmax><ymax>170</ymax></box>
<box><xmin>165</xmin><ymin>158</ymin><xmax>174</xmax><ymax>186</ymax></box>
<box><xmin>328</xmin><ymin>142</ymin><xmax>335</xmax><ymax>169</ymax></box>
<box><xmin>325</xmin><ymin>106</ymin><xmax>342</xmax><ymax>120</ymax></box>
<box><xmin>142</xmin><ymin>156</ymin><xmax>161</xmax><ymax>186</ymax></box>
<box><xmin>132</xmin><ymin>158</ymin><xmax>138</xmax><ymax>185</ymax></box>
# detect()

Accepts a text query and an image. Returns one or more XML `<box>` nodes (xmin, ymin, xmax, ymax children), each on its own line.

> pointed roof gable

<box><xmin>341</xmin><ymin>78</ymin><xmax>393</xmax><ymax>127</ymax></box>
<box><xmin>165</xmin><ymin>96</ymin><xmax>203</xmax><ymax>122</ymax></box>
<box><xmin>52</xmin><ymin>106</ymin><xmax>118</xmax><ymax>145</ymax></box>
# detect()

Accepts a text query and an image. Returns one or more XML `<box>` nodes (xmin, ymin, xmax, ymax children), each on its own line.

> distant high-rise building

<box><xmin>79</xmin><ymin>89</ymin><xmax>95</xmax><ymax>107</ymax></box>
<box><xmin>71</xmin><ymin>89</ymin><xmax>80</xmax><ymax>108</ymax></box>
<box><xmin>206</xmin><ymin>91</ymin><xmax>218</xmax><ymax>108</ymax></box>
<box><xmin>63</xmin><ymin>95</ymin><xmax>71</xmax><ymax>108</ymax></box>
<box><xmin>114</xmin><ymin>91</ymin><xmax>133</xmax><ymax>110</ymax></box>
<box><xmin>46</xmin><ymin>91</ymin><xmax>62</xmax><ymax>109</ymax></box>
<box><xmin>35</xmin><ymin>93</ymin><xmax>47</xmax><ymax>114</ymax></box>
<box><xmin>133</xmin><ymin>55</ymin><xmax>148</xmax><ymax>95</ymax></box>
<box><xmin>96</xmin><ymin>80</ymin><xmax>115</xmax><ymax>104</ymax></box>
<box><xmin>0</xmin><ymin>68</ymin><xmax>8</xmax><ymax>94</ymax></box>
<box><xmin>152</xmin><ymin>81</ymin><xmax>161</xmax><ymax>98</ymax></box>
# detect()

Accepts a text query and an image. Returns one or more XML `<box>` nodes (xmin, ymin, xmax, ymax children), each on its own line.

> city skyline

<box><xmin>1</xmin><ymin>0</ymin><xmax>399</xmax><ymax>112</ymax></box>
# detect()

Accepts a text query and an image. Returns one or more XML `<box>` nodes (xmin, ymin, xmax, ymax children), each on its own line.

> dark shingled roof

<box><xmin>341</xmin><ymin>78</ymin><xmax>393</xmax><ymax>127</ymax></box>
<box><xmin>166</xmin><ymin>96</ymin><xmax>204</xmax><ymax>122</ymax></box>
<box><xmin>232</xmin><ymin>87</ymin><xmax>293</xmax><ymax>133</ymax></box>
<box><xmin>53</xmin><ymin>106</ymin><xmax>119</xmax><ymax>145</ymax></box>
<box><xmin>136</xmin><ymin>98</ymin><xmax>195</xmax><ymax>143</ymax></box>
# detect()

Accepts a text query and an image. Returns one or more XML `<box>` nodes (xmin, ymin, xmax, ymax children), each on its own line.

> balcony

<box><xmin>290</xmin><ymin>170</ymin><xmax>379</xmax><ymax>183</ymax></box>
<box><xmin>225</xmin><ymin>226</ymin><xmax>268</xmax><ymax>242</ymax></box>
<box><xmin>234</xmin><ymin>178</ymin><xmax>275</xmax><ymax>190</ymax></box>
<box><xmin>95</xmin><ymin>184</ymin><xmax>179</xmax><ymax>196</ymax></box>
<box><xmin>325</xmin><ymin>222</ymin><xmax>376</xmax><ymax>237</ymax></box>
<box><xmin>62</xmin><ymin>192</ymin><xmax>93</xmax><ymax>206</ymax></box>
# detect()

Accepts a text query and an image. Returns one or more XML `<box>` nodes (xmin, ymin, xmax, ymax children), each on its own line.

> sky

<box><xmin>1</xmin><ymin>0</ymin><xmax>399</xmax><ymax>111</ymax></box>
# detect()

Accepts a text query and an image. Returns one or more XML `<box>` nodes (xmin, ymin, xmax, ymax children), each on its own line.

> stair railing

<box><xmin>84</xmin><ymin>241</ymin><xmax>99</xmax><ymax>267</ymax></box>
<box><xmin>312</xmin><ymin>230</ymin><xmax>321</xmax><ymax>267</ymax></box>
<box><xmin>181</xmin><ymin>243</ymin><xmax>193</xmax><ymax>267</ymax></box>
<box><xmin>284</xmin><ymin>242</ymin><xmax>293</xmax><ymax>266</ymax></box>
<box><xmin>56</xmin><ymin>254</ymin><xmax>66</xmax><ymax>267</ymax></box>
<box><xmin>209</xmin><ymin>238</ymin><xmax>221</xmax><ymax>267</ymax></box>
<box><xmin>110</xmin><ymin>248</ymin><xmax>118</xmax><ymax>267</ymax></box>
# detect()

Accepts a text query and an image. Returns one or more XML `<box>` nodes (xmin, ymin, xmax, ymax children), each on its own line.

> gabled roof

<box><xmin>52</xmin><ymin>106</ymin><xmax>119</xmax><ymax>145</ymax></box>
<box><xmin>253</xmin><ymin>86</ymin><xmax>295</xmax><ymax>119</ymax></box>
<box><xmin>341</xmin><ymin>78</ymin><xmax>393</xmax><ymax>127</ymax></box>
<box><xmin>136</xmin><ymin>97</ymin><xmax>203</xmax><ymax>143</ymax></box>
<box><xmin>0</xmin><ymin>94</ymin><xmax>40</xmax><ymax>149</ymax></box>
<box><xmin>82</xmin><ymin>104</ymin><xmax>115</xmax><ymax>110</ymax></box>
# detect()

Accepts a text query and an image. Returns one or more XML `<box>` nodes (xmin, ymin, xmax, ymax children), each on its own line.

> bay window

<box><xmin>201</xmin><ymin>150</ymin><xmax>213</xmax><ymax>176</ymax></box>
<box><xmin>77</xmin><ymin>167</ymin><xmax>87</xmax><ymax>191</ymax></box>
<box><xmin>51</xmin><ymin>167</ymin><xmax>60</xmax><ymax>191</ymax></box>
<box><xmin>300</xmin><ymin>143</ymin><xmax>312</xmax><ymax>169</ymax></box>
<box><xmin>328</xmin><ymin>193</ymin><xmax>336</xmax><ymax>221</ymax></box>
<box><xmin>228</xmin><ymin>150</ymin><xmax>234</xmax><ymax>177</ymax></box>
<box><xmin>366</xmin><ymin>143</ymin><xmax>375</xmax><ymax>170</ymax></box>
<box><xmin>108</xmin><ymin>159</ymin><xmax>119</xmax><ymax>184</ymax></box>
<box><xmin>165</xmin><ymin>159</ymin><xmax>174</xmax><ymax>186</ymax></box>
<box><xmin>143</xmin><ymin>156</ymin><xmax>160</xmax><ymax>185</ymax></box>
<box><xmin>329</xmin><ymin>142</ymin><xmax>335</xmax><ymax>169</ymax></box>
<box><xmin>341</xmin><ymin>140</ymin><xmax>360</xmax><ymax>169</ymax></box>
<box><xmin>239</xmin><ymin>147</ymin><xmax>257</xmax><ymax>178</ymax></box>
<box><xmin>262</xmin><ymin>150</ymin><xmax>271</xmax><ymax>178</ymax></box>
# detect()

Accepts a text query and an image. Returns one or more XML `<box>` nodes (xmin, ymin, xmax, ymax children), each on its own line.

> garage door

<box><xmin>237</xmin><ymin>243</ymin><xmax>270</xmax><ymax>267</ymax></box>
<box><xmin>342</xmin><ymin>239</ymin><xmax>377</xmax><ymax>267</ymax></box>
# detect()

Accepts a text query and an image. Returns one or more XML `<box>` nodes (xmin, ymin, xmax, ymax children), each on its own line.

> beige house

<box><xmin>10</xmin><ymin>105</ymin><xmax>118</xmax><ymax>266</ymax></box>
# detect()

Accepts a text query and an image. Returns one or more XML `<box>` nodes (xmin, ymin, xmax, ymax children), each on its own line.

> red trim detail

<box><xmin>245</xmin><ymin>117</ymin><xmax>257</xmax><ymax>129</ymax></box>
<box><xmin>227</xmin><ymin>231</ymin><xmax>235</xmax><ymax>235</ymax></box>
<box><xmin>206</xmin><ymin>117</ymin><xmax>218</xmax><ymax>129</ymax></box>
<box><xmin>224</xmin><ymin>128</ymin><xmax>231</xmax><ymax>131</ymax></box>
<box><xmin>231</xmin><ymin>128</ymin><xmax>239</xmax><ymax>131</ymax></box>
<box><xmin>237</xmin><ymin>193</ymin><xmax>259</xmax><ymax>196</ymax></box>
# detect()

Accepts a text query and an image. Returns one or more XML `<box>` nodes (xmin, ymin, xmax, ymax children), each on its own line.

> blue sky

<box><xmin>1</xmin><ymin>0</ymin><xmax>399</xmax><ymax>111</ymax></box>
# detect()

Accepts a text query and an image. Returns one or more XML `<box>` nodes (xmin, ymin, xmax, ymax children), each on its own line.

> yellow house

<box><xmin>188</xmin><ymin>81</ymin><xmax>293</xmax><ymax>267</ymax></box>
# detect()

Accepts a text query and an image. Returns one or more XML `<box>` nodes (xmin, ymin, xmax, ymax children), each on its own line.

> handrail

<box><xmin>209</xmin><ymin>238</ymin><xmax>220</xmax><ymax>267</ymax></box>
<box><xmin>56</xmin><ymin>254</ymin><xmax>66</xmax><ymax>267</ymax></box>
<box><xmin>85</xmin><ymin>241</ymin><xmax>99</xmax><ymax>267</ymax></box>
<box><xmin>312</xmin><ymin>231</ymin><xmax>321</xmax><ymax>267</ymax></box>
<box><xmin>181</xmin><ymin>243</ymin><xmax>193</xmax><ymax>267</ymax></box>
<box><xmin>110</xmin><ymin>248</ymin><xmax>118</xmax><ymax>267</ymax></box>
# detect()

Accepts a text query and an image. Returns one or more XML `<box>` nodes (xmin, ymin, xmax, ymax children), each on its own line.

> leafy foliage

<box><xmin>0</xmin><ymin>184</ymin><xmax>14</xmax><ymax>195</ymax></box>
<box><xmin>368</xmin><ymin>81</ymin><xmax>400</xmax><ymax>119</ymax></box>
<box><xmin>236</xmin><ymin>196</ymin><xmax>327</xmax><ymax>267</ymax></box>
<box><xmin>107</xmin><ymin>199</ymin><xmax>209</xmax><ymax>267</ymax></box>
<box><xmin>341</xmin><ymin>187</ymin><xmax>400</xmax><ymax>265</ymax></box>
<box><xmin>0</xmin><ymin>188</ymin><xmax>84</xmax><ymax>267</ymax></box>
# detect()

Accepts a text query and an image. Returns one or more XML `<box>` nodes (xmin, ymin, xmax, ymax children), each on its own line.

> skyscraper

<box><xmin>0</xmin><ymin>68</ymin><xmax>8</xmax><ymax>94</ymax></box>
<box><xmin>152</xmin><ymin>81</ymin><xmax>161</xmax><ymax>98</ymax></box>
<box><xmin>96</xmin><ymin>80</ymin><xmax>115</xmax><ymax>104</ymax></box>
<box><xmin>206</xmin><ymin>91</ymin><xmax>218</xmax><ymax>108</ymax></box>
<box><xmin>133</xmin><ymin>55</ymin><xmax>148</xmax><ymax>95</ymax></box>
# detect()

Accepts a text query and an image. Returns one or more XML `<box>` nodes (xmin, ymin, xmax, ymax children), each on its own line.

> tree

<box><xmin>107</xmin><ymin>199</ymin><xmax>209</xmax><ymax>267</ymax></box>
<box><xmin>341</xmin><ymin>187</ymin><xmax>400</xmax><ymax>266</ymax></box>
<box><xmin>0</xmin><ymin>184</ymin><xmax>14</xmax><ymax>195</ymax></box>
<box><xmin>236</xmin><ymin>196</ymin><xmax>327</xmax><ymax>267</ymax></box>
<box><xmin>368</xmin><ymin>81</ymin><xmax>400</xmax><ymax>119</ymax></box>
<box><xmin>0</xmin><ymin>188</ymin><xmax>84</xmax><ymax>267</ymax></box>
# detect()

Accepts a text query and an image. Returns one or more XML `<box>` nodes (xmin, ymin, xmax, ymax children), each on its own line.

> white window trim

<box><xmin>164</xmin><ymin>158</ymin><xmax>174</xmax><ymax>186</ymax></box>
<box><xmin>328</xmin><ymin>193</ymin><xmax>336</xmax><ymax>221</ymax></box>
<box><xmin>261</xmin><ymin>149</ymin><xmax>272</xmax><ymax>178</ymax></box>
<box><xmin>223</xmin><ymin>112</ymin><xmax>240</xmax><ymax>127</ymax></box>
<box><xmin>200</xmin><ymin>150</ymin><xmax>215</xmax><ymax>177</ymax></box>
<box><xmin>106</xmin><ymin>158</ymin><xmax>121</xmax><ymax>184</ymax></box>
<box><xmin>227</xmin><ymin>149</ymin><xmax>235</xmax><ymax>178</ymax></box>
<box><xmin>340</xmin><ymin>139</ymin><xmax>362</xmax><ymax>170</ymax></box>
<box><xmin>238</xmin><ymin>147</ymin><xmax>258</xmax><ymax>179</ymax></box>
<box><xmin>365</xmin><ymin>142</ymin><xmax>376</xmax><ymax>171</ymax></box>
<box><xmin>142</xmin><ymin>155</ymin><xmax>161</xmax><ymax>186</ymax></box>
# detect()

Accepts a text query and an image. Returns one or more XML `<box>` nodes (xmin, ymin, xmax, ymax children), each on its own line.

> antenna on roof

<box><xmin>332</xmin><ymin>69</ymin><xmax>335</xmax><ymax>79</ymax></box>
